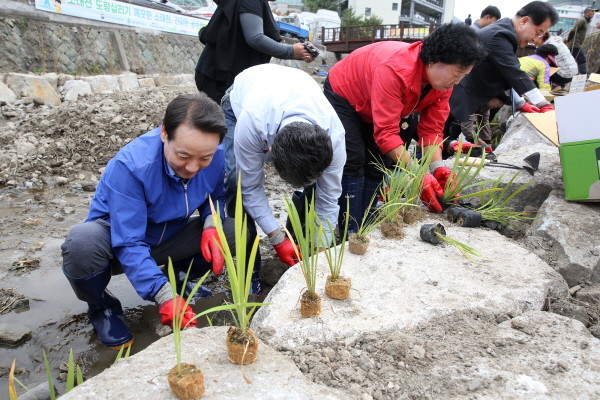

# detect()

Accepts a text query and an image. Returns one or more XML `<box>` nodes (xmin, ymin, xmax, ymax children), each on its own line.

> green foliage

<box><xmin>355</xmin><ymin>187</ymin><xmax>407</xmax><ymax>239</ymax></box>
<box><xmin>43</xmin><ymin>349</ymin><xmax>57</xmax><ymax>400</ymax></box>
<box><xmin>341</xmin><ymin>7</ymin><xmax>383</xmax><ymax>27</ymax></box>
<box><xmin>319</xmin><ymin>197</ymin><xmax>349</xmax><ymax>279</ymax></box>
<box><xmin>166</xmin><ymin>258</ymin><xmax>248</xmax><ymax>374</ymax></box>
<box><xmin>436</xmin><ymin>232</ymin><xmax>481</xmax><ymax>259</ymax></box>
<box><xmin>441</xmin><ymin>143</ymin><xmax>502</xmax><ymax>204</ymax></box>
<box><xmin>471</xmin><ymin>172</ymin><xmax>535</xmax><ymax>226</ymax></box>
<box><xmin>303</xmin><ymin>0</ymin><xmax>342</xmax><ymax>13</ymax></box>
<box><xmin>114</xmin><ymin>342</ymin><xmax>132</xmax><ymax>363</ymax></box>
<box><xmin>209</xmin><ymin>177</ymin><xmax>268</xmax><ymax>335</ymax></box>
<box><xmin>285</xmin><ymin>194</ymin><xmax>322</xmax><ymax>295</ymax></box>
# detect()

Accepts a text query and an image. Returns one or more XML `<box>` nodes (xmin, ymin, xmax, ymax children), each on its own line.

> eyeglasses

<box><xmin>535</xmin><ymin>27</ymin><xmax>546</xmax><ymax>38</ymax></box>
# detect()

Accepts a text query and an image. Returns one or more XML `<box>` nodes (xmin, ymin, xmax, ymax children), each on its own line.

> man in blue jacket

<box><xmin>61</xmin><ymin>93</ymin><xmax>252</xmax><ymax>349</ymax></box>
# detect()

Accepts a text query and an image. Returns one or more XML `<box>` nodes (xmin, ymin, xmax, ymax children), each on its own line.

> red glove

<box><xmin>420</xmin><ymin>173</ymin><xmax>444</xmax><ymax>213</ymax></box>
<box><xmin>450</xmin><ymin>140</ymin><xmax>476</xmax><ymax>154</ymax></box>
<box><xmin>520</xmin><ymin>103</ymin><xmax>541</xmax><ymax>113</ymax></box>
<box><xmin>200</xmin><ymin>227</ymin><xmax>224</xmax><ymax>275</ymax></box>
<box><xmin>484</xmin><ymin>144</ymin><xmax>494</xmax><ymax>153</ymax></box>
<box><xmin>539</xmin><ymin>104</ymin><xmax>554</xmax><ymax>113</ymax></box>
<box><xmin>432</xmin><ymin>167</ymin><xmax>454</xmax><ymax>191</ymax></box>
<box><xmin>158</xmin><ymin>296</ymin><xmax>197</xmax><ymax>329</ymax></box>
<box><xmin>273</xmin><ymin>237</ymin><xmax>301</xmax><ymax>266</ymax></box>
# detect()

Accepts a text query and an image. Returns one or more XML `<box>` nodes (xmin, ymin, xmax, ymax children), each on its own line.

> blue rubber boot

<box><xmin>63</xmin><ymin>266</ymin><xmax>133</xmax><ymax>349</ymax></box>
<box><xmin>172</xmin><ymin>256</ymin><xmax>213</xmax><ymax>299</ymax></box>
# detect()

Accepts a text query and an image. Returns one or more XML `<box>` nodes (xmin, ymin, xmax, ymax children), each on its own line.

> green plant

<box><xmin>436</xmin><ymin>232</ymin><xmax>481</xmax><ymax>259</ymax></box>
<box><xmin>114</xmin><ymin>342</ymin><xmax>132</xmax><ymax>363</ymax></box>
<box><xmin>285</xmin><ymin>194</ymin><xmax>323</xmax><ymax>296</ymax></box>
<box><xmin>471</xmin><ymin>172</ymin><xmax>535</xmax><ymax>226</ymax></box>
<box><xmin>165</xmin><ymin>258</ymin><xmax>248</xmax><ymax>375</ymax></box>
<box><xmin>208</xmin><ymin>178</ymin><xmax>267</xmax><ymax>336</ymax></box>
<box><xmin>441</xmin><ymin>143</ymin><xmax>502</xmax><ymax>204</ymax></box>
<box><xmin>319</xmin><ymin>197</ymin><xmax>349</xmax><ymax>280</ymax></box>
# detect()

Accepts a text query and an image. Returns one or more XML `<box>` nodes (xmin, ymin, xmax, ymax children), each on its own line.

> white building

<box><xmin>346</xmin><ymin>0</ymin><xmax>453</xmax><ymax>26</ymax></box>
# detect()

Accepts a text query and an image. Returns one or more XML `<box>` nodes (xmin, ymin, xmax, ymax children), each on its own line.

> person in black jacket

<box><xmin>195</xmin><ymin>0</ymin><xmax>315</xmax><ymax>103</ymax></box>
<box><xmin>445</xmin><ymin>1</ymin><xmax>559</xmax><ymax>155</ymax></box>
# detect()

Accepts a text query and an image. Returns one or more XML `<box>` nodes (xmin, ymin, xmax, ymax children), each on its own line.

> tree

<box><xmin>303</xmin><ymin>0</ymin><xmax>343</xmax><ymax>13</ymax></box>
<box><xmin>341</xmin><ymin>7</ymin><xmax>383</xmax><ymax>27</ymax></box>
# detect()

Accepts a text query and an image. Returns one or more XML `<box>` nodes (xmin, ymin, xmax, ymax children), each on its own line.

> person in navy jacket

<box><xmin>61</xmin><ymin>93</ymin><xmax>256</xmax><ymax>349</ymax></box>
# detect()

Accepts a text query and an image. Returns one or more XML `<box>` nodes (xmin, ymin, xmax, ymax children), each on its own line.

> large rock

<box><xmin>527</xmin><ymin>190</ymin><xmax>600</xmax><ymax>286</ymax></box>
<box><xmin>83</xmin><ymin>75</ymin><xmax>120</xmax><ymax>94</ymax></box>
<box><xmin>5</xmin><ymin>73</ymin><xmax>61</xmax><ymax>106</ymax></box>
<box><xmin>0</xmin><ymin>322</ymin><xmax>31</xmax><ymax>345</ymax></box>
<box><xmin>153</xmin><ymin>74</ymin><xmax>194</xmax><ymax>87</ymax></box>
<box><xmin>117</xmin><ymin>73</ymin><xmax>140</xmax><ymax>91</ymax></box>
<box><xmin>251</xmin><ymin>219</ymin><xmax>567</xmax><ymax>349</ymax></box>
<box><xmin>0</xmin><ymin>80</ymin><xmax>17</xmax><ymax>104</ymax></box>
<box><xmin>59</xmin><ymin>326</ymin><xmax>353</xmax><ymax>400</ymax></box>
<box><xmin>138</xmin><ymin>77</ymin><xmax>156</xmax><ymax>87</ymax></box>
<box><xmin>62</xmin><ymin>80</ymin><xmax>92</xmax><ymax>102</ymax></box>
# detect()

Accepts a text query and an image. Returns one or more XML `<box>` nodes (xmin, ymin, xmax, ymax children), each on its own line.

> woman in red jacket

<box><xmin>323</xmin><ymin>23</ymin><xmax>485</xmax><ymax>231</ymax></box>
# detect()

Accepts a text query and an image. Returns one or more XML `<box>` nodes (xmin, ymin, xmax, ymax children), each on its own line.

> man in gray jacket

<box><xmin>222</xmin><ymin>64</ymin><xmax>345</xmax><ymax>266</ymax></box>
<box><xmin>567</xmin><ymin>7</ymin><xmax>597</xmax><ymax>74</ymax></box>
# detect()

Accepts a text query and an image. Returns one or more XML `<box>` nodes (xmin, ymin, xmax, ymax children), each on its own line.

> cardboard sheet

<box><xmin>550</xmin><ymin>67</ymin><xmax>560</xmax><ymax>76</ymax></box>
<box><xmin>524</xmin><ymin>111</ymin><xmax>559</xmax><ymax>146</ymax></box>
<box><xmin>589</xmin><ymin>73</ymin><xmax>600</xmax><ymax>84</ymax></box>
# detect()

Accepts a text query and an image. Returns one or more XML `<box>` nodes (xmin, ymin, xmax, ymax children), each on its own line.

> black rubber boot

<box><xmin>63</xmin><ymin>266</ymin><xmax>133</xmax><ymax>349</ymax></box>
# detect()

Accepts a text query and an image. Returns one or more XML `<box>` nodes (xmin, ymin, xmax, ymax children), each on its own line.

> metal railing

<box><xmin>322</xmin><ymin>23</ymin><xmax>438</xmax><ymax>44</ymax></box>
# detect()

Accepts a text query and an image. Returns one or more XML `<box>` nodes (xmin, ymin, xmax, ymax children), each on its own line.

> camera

<box><xmin>303</xmin><ymin>42</ymin><xmax>320</xmax><ymax>58</ymax></box>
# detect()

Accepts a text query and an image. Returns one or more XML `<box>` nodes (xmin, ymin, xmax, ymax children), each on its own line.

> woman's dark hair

<box><xmin>163</xmin><ymin>93</ymin><xmax>227</xmax><ymax>142</ymax></box>
<box><xmin>271</xmin><ymin>122</ymin><xmax>333</xmax><ymax>188</ymax></box>
<box><xmin>419</xmin><ymin>23</ymin><xmax>486</xmax><ymax>67</ymax></box>
<box><xmin>536</xmin><ymin>43</ymin><xmax>558</xmax><ymax>58</ymax></box>
<box><xmin>516</xmin><ymin>1</ymin><xmax>559</xmax><ymax>26</ymax></box>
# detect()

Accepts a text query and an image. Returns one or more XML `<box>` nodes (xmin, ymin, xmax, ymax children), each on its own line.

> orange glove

<box><xmin>158</xmin><ymin>296</ymin><xmax>197</xmax><ymax>329</ymax></box>
<box><xmin>200</xmin><ymin>227</ymin><xmax>224</xmax><ymax>275</ymax></box>
<box><xmin>420</xmin><ymin>173</ymin><xmax>444</xmax><ymax>213</ymax></box>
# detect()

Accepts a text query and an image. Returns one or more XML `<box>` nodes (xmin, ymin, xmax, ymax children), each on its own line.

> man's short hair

<box><xmin>271</xmin><ymin>121</ymin><xmax>333</xmax><ymax>188</ymax></box>
<box><xmin>536</xmin><ymin>43</ymin><xmax>558</xmax><ymax>58</ymax></box>
<box><xmin>419</xmin><ymin>23</ymin><xmax>486</xmax><ymax>67</ymax></box>
<box><xmin>516</xmin><ymin>1</ymin><xmax>559</xmax><ymax>26</ymax></box>
<box><xmin>163</xmin><ymin>93</ymin><xmax>227</xmax><ymax>142</ymax></box>
<box><xmin>481</xmin><ymin>5</ymin><xmax>501</xmax><ymax>20</ymax></box>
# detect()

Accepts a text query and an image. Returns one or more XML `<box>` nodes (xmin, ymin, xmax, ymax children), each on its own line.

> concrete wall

<box><xmin>0</xmin><ymin>16</ymin><xmax>202</xmax><ymax>75</ymax></box>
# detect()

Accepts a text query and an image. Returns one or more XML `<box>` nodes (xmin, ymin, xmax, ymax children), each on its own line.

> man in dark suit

<box><xmin>445</xmin><ymin>1</ymin><xmax>559</xmax><ymax>155</ymax></box>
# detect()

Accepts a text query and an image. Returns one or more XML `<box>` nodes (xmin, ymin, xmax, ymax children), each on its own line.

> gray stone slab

<box><xmin>251</xmin><ymin>220</ymin><xmax>567</xmax><ymax>349</ymax></box>
<box><xmin>60</xmin><ymin>326</ymin><xmax>353</xmax><ymax>400</ymax></box>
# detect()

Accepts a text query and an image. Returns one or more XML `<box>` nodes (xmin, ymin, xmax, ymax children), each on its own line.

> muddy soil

<box><xmin>0</xmin><ymin>84</ymin><xmax>294</xmax><ymax>396</ymax></box>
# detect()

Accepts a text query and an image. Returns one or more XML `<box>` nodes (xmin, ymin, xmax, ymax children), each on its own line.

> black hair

<box><xmin>163</xmin><ymin>93</ymin><xmax>226</xmax><ymax>143</ymax></box>
<box><xmin>536</xmin><ymin>43</ymin><xmax>558</xmax><ymax>58</ymax></box>
<box><xmin>419</xmin><ymin>23</ymin><xmax>486</xmax><ymax>67</ymax></box>
<box><xmin>481</xmin><ymin>5</ymin><xmax>501</xmax><ymax>20</ymax></box>
<box><xmin>271</xmin><ymin>122</ymin><xmax>333</xmax><ymax>188</ymax></box>
<box><xmin>516</xmin><ymin>1</ymin><xmax>559</xmax><ymax>26</ymax></box>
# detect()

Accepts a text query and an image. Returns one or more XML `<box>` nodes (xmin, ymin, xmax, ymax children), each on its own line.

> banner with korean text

<box><xmin>35</xmin><ymin>0</ymin><xmax>206</xmax><ymax>36</ymax></box>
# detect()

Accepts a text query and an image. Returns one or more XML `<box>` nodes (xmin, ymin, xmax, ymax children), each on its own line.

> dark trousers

<box><xmin>571</xmin><ymin>47</ymin><xmax>587</xmax><ymax>75</ymax></box>
<box><xmin>62</xmin><ymin>216</ymin><xmax>260</xmax><ymax>299</ymax></box>
<box><xmin>195</xmin><ymin>71</ymin><xmax>232</xmax><ymax>104</ymax></box>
